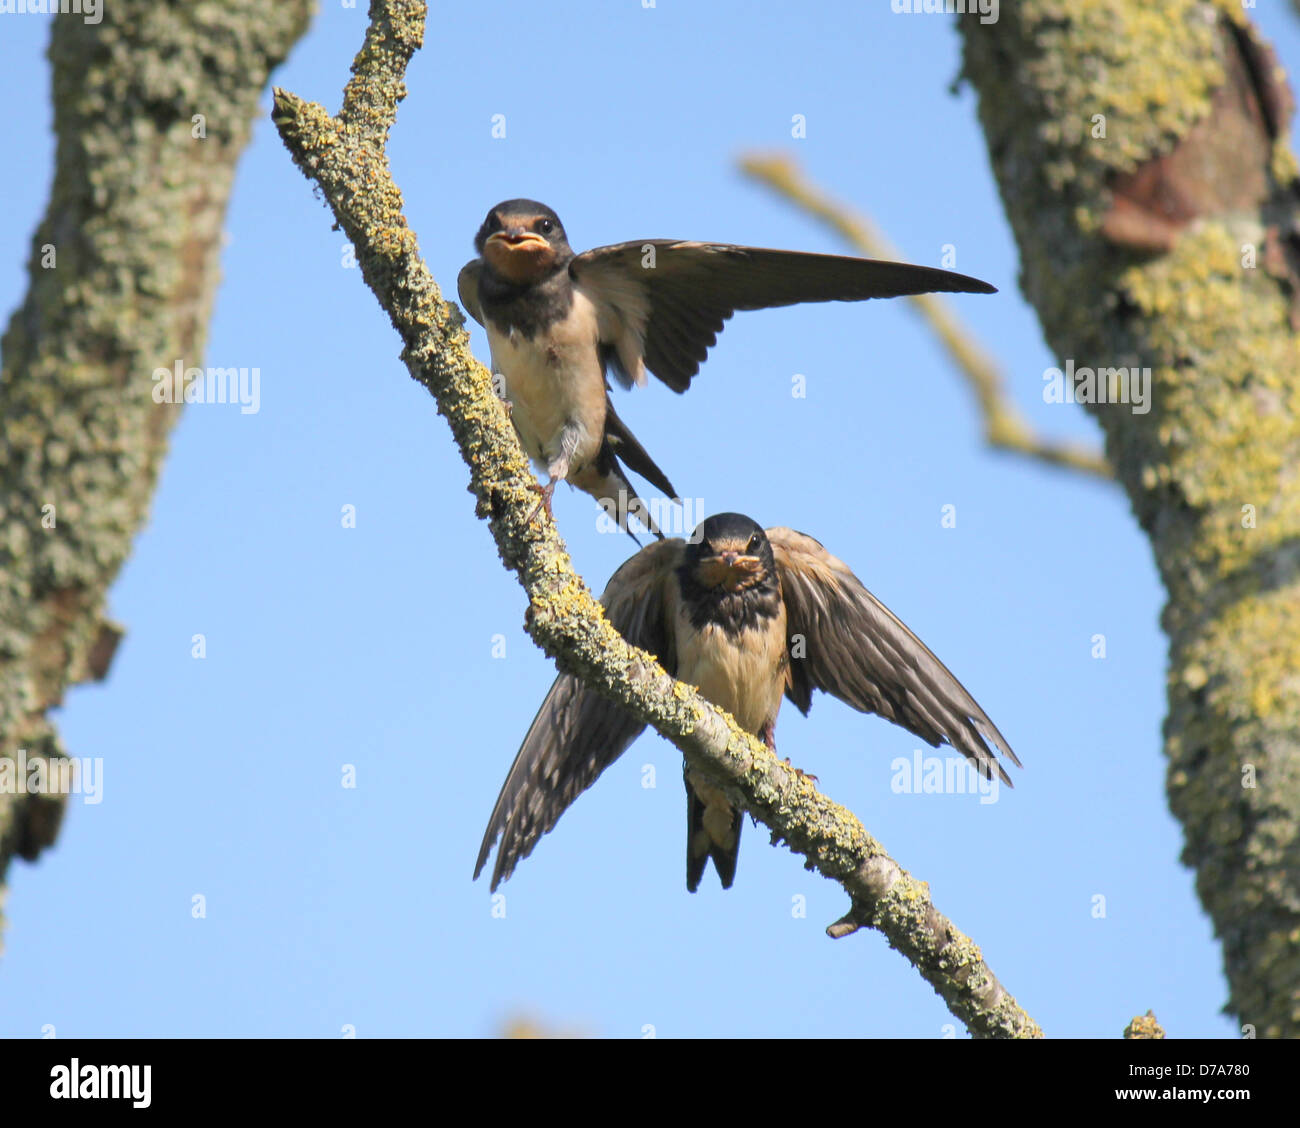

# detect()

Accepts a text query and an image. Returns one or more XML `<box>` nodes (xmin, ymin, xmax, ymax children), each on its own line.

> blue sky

<box><xmin>3</xmin><ymin>1</ymin><xmax>1297</xmax><ymax>1038</ymax></box>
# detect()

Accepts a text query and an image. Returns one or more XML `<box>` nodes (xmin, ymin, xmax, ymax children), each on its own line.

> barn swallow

<box><xmin>474</xmin><ymin>512</ymin><xmax>1019</xmax><ymax>892</ymax></box>
<box><xmin>457</xmin><ymin>201</ymin><xmax>996</xmax><ymax>538</ymax></box>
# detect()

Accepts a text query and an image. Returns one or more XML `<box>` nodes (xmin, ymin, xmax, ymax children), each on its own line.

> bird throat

<box><xmin>478</xmin><ymin>263</ymin><xmax>574</xmax><ymax>339</ymax></box>
<box><xmin>680</xmin><ymin>564</ymin><xmax>781</xmax><ymax>636</ymax></box>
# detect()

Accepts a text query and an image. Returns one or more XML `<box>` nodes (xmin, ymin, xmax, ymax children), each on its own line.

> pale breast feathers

<box><xmin>674</xmin><ymin>611</ymin><xmax>788</xmax><ymax>735</ymax></box>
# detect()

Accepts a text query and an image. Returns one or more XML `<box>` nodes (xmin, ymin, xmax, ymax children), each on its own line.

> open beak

<box><xmin>698</xmin><ymin>553</ymin><xmax>763</xmax><ymax>591</ymax></box>
<box><xmin>486</xmin><ymin>230</ymin><xmax>550</xmax><ymax>251</ymax></box>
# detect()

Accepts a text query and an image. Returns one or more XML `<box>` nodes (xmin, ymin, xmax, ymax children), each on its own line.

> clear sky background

<box><xmin>3</xmin><ymin>2</ymin><xmax>1297</xmax><ymax>1038</ymax></box>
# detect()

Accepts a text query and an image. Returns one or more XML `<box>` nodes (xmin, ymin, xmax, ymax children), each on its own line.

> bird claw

<box><xmin>783</xmin><ymin>756</ymin><xmax>818</xmax><ymax>784</ymax></box>
<box><xmin>527</xmin><ymin>480</ymin><xmax>557</xmax><ymax>524</ymax></box>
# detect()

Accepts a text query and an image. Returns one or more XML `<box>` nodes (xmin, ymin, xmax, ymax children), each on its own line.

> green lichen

<box><xmin>0</xmin><ymin>0</ymin><xmax>316</xmax><ymax>946</ymax></box>
<box><xmin>964</xmin><ymin>0</ymin><xmax>1300</xmax><ymax>1035</ymax></box>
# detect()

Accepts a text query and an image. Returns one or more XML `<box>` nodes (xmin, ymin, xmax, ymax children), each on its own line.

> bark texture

<box><xmin>962</xmin><ymin>0</ymin><xmax>1300</xmax><ymax>1035</ymax></box>
<box><xmin>272</xmin><ymin>0</ymin><xmax>1042</xmax><ymax>1038</ymax></box>
<box><xmin>0</xmin><ymin>1</ymin><xmax>314</xmax><ymax>941</ymax></box>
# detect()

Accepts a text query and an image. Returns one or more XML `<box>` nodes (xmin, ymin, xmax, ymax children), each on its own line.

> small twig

<box><xmin>272</xmin><ymin>0</ymin><xmax>1042</xmax><ymax>1038</ymax></box>
<box><xmin>739</xmin><ymin>153</ymin><xmax>1112</xmax><ymax>482</ymax></box>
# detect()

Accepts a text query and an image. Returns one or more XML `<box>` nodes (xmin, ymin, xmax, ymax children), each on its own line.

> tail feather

<box><xmin>603</xmin><ymin>399</ymin><xmax>679</xmax><ymax>501</ymax></box>
<box><xmin>685</xmin><ymin>771</ymin><xmax>742</xmax><ymax>892</ymax></box>
<box><xmin>574</xmin><ymin>442</ymin><xmax>666</xmax><ymax>541</ymax></box>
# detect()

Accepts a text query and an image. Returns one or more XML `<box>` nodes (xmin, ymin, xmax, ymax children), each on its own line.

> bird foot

<box><xmin>526</xmin><ymin>479</ymin><xmax>557</xmax><ymax>525</ymax></box>
<box><xmin>783</xmin><ymin>756</ymin><xmax>818</xmax><ymax>784</ymax></box>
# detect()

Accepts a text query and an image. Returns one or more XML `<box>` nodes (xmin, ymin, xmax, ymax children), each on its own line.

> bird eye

<box><xmin>537</xmin><ymin>219</ymin><xmax>554</xmax><ymax>235</ymax></box>
<box><xmin>746</xmin><ymin>534</ymin><xmax>761</xmax><ymax>553</ymax></box>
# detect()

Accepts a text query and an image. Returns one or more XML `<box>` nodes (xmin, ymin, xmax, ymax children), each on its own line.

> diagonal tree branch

<box><xmin>739</xmin><ymin>152</ymin><xmax>1112</xmax><ymax>482</ymax></box>
<box><xmin>272</xmin><ymin>0</ymin><xmax>1041</xmax><ymax>1038</ymax></box>
<box><xmin>0</xmin><ymin>0</ymin><xmax>315</xmax><ymax>943</ymax></box>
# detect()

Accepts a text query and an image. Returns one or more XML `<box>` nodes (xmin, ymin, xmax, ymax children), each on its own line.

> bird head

<box><xmin>685</xmin><ymin>513</ymin><xmax>773</xmax><ymax>594</ymax></box>
<box><xmin>474</xmin><ymin>199</ymin><xmax>572</xmax><ymax>283</ymax></box>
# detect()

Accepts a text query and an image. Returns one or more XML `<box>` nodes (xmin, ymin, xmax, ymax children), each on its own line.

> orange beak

<box><xmin>697</xmin><ymin>554</ymin><xmax>763</xmax><ymax>591</ymax></box>
<box><xmin>486</xmin><ymin>230</ymin><xmax>550</xmax><ymax>251</ymax></box>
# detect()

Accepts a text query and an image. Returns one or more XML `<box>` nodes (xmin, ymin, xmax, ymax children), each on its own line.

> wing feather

<box><xmin>768</xmin><ymin>527</ymin><xmax>1019</xmax><ymax>786</ymax></box>
<box><xmin>474</xmin><ymin>539</ymin><xmax>685</xmax><ymax>888</ymax></box>
<box><xmin>573</xmin><ymin>241</ymin><xmax>996</xmax><ymax>392</ymax></box>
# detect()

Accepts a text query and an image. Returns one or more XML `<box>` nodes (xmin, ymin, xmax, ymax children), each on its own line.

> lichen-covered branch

<box><xmin>0</xmin><ymin>1</ymin><xmax>315</xmax><ymax>937</ymax></box>
<box><xmin>271</xmin><ymin>0</ymin><xmax>1041</xmax><ymax>1038</ymax></box>
<box><xmin>739</xmin><ymin>153</ymin><xmax>1112</xmax><ymax>481</ymax></box>
<box><xmin>962</xmin><ymin>0</ymin><xmax>1300</xmax><ymax>1036</ymax></box>
<box><xmin>1123</xmin><ymin>1010</ymin><xmax>1166</xmax><ymax>1039</ymax></box>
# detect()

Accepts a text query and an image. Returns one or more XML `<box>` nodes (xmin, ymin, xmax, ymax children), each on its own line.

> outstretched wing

<box><xmin>572</xmin><ymin>241</ymin><xmax>996</xmax><ymax>393</ymax></box>
<box><xmin>768</xmin><ymin>527</ymin><xmax>1019</xmax><ymax>786</ymax></box>
<box><xmin>474</xmin><ymin>539</ymin><xmax>685</xmax><ymax>889</ymax></box>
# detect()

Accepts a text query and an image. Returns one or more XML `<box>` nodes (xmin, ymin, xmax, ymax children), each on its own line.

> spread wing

<box><xmin>474</xmin><ymin>539</ymin><xmax>685</xmax><ymax>890</ymax></box>
<box><xmin>457</xmin><ymin>260</ymin><xmax>484</xmax><ymax>327</ymax></box>
<box><xmin>572</xmin><ymin>241</ymin><xmax>996</xmax><ymax>393</ymax></box>
<box><xmin>768</xmin><ymin>527</ymin><xmax>1019</xmax><ymax>786</ymax></box>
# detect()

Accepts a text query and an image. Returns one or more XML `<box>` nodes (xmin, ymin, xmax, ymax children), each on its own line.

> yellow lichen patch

<box><xmin>1251</xmin><ymin>682</ymin><xmax>1277</xmax><ymax>719</ymax></box>
<box><xmin>1193</xmin><ymin>595</ymin><xmax>1300</xmax><ymax>726</ymax></box>
<box><xmin>895</xmin><ymin>878</ymin><xmax>927</xmax><ymax>904</ymax></box>
<box><xmin>1025</xmin><ymin>0</ymin><xmax>1223</xmax><ymax>210</ymax></box>
<box><xmin>1113</xmin><ymin>221</ymin><xmax>1300</xmax><ymax>574</ymax></box>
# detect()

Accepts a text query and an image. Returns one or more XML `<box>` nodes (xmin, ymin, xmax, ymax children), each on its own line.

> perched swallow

<box><xmin>457</xmin><ymin>201</ymin><xmax>996</xmax><ymax>538</ymax></box>
<box><xmin>475</xmin><ymin>512</ymin><xmax>1019</xmax><ymax>892</ymax></box>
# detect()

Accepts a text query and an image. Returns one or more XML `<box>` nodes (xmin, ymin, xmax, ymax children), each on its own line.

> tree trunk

<box><xmin>962</xmin><ymin>0</ymin><xmax>1300</xmax><ymax>1036</ymax></box>
<box><xmin>0</xmin><ymin>0</ymin><xmax>313</xmax><ymax>943</ymax></box>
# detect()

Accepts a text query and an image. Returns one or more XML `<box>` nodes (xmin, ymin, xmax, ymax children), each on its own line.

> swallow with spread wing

<box><xmin>475</xmin><ymin>512</ymin><xmax>1019</xmax><ymax>892</ymax></box>
<box><xmin>457</xmin><ymin>201</ymin><xmax>996</xmax><ymax>538</ymax></box>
